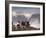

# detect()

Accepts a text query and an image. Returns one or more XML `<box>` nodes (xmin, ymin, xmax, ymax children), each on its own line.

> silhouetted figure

<box><xmin>21</xmin><ymin>21</ymin><xmax>25</xmax><ymax>26</ymax></box>
<box><xmin>21</xmin><ymin>21</ymin><xmax>26</xmax><ymax>30</ymax></box>
<box><xmin>17</xmin><ymin>21</ymin><xmax>20</xmax><ymax>27</ymax></box>
<box><xmin>26</xmin><ymin>21</ymin><xmax>30</xmax><ymax>28</ymax></box>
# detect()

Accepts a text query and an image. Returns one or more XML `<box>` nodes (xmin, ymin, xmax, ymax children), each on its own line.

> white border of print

<box><xmin>9</xmin><ymin>3</ymin><xmax>43</xmax><ymax>35</ymax></box>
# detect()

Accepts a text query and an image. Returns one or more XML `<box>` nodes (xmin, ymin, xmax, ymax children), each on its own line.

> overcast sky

<box><xmin>12</xmin><ymin>7</ymin><xmax>40</xmax><ymax>14</ymax></box>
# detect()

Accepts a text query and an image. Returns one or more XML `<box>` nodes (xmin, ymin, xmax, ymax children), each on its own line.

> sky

<box><xmin>12</xmin><ymin>7</ymin><xmax>40</xmax><ymax>14</ymax></box>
